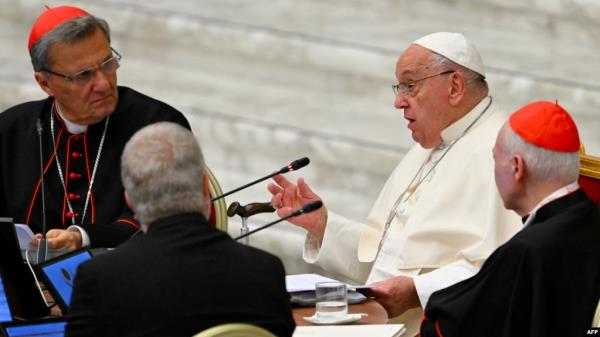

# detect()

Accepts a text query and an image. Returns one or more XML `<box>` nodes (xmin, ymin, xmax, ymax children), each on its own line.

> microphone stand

<box><xmin>36</xmin><ymin>119</ymin><xmax>48</xmax><ymax>264</ymax></box>
<box><xmin>227</xmin><ymin>201</ymin><xmax>275</xmax><ymax>245</ymax></box>
<box><xmin>234</xmin><ymin>200</ymin><xmax>322</xmax><ymax>241</ymax></box>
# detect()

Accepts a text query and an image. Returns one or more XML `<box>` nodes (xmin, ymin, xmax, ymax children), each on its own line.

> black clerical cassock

<box><xmin>421</xmin><ymin>189</ymin><xmax>600</xmax><ymax>337</ymax></box>
<box><xmin>0</xmin><ymin>86</ymin><xmax>190</xmax><ymax>247</ymax></box>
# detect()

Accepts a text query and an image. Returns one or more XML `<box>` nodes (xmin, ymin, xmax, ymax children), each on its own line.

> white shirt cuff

<box><xmin>303</xmin><ymin>232</ymin><xmax>322</xmax><ymax>263</ymax></box>
<box><xmin>67</xmin><ymin>225</ymin><xmax>91</xmax><ymax>247</ymax></box>
<box><xmin>302</xmin><ymin>211</ymin><xmax>344</xmax><ymax>264</ymax></box>
<box><xmin>412</xmin><ymin>259</ymin><xmax>481</xmax><ymax>308</ymax></box>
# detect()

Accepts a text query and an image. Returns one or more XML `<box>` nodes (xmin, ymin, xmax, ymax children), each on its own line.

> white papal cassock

<box><xmin>303</xmin><ymin>97</ymin><xmax>523</xmax><ymax>336</ymax></box>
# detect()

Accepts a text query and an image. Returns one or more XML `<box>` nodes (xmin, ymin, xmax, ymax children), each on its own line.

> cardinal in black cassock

<box><xmin>0</xmin><ymin>5</ymin><xmax>190</xmax><ymax>248</ymax></box>
<box><xmin>421</xmin><ymin>101</ymin><xmax>600</xmax><ymax>337</ymax></box>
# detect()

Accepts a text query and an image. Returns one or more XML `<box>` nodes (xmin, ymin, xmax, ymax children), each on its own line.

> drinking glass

<box><xmin>315</xmin><ymin>281</ymin><xmax>348</xmax><ymax>319</ymax></box>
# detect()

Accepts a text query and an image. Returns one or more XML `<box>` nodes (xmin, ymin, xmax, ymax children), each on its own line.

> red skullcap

<box><xmin>28</xmin><ymin>5</ymin><xmax>90</xmax><ymax>52</ymax></box>
<box><xmin>509</xmin><ymin>101</ymin><xmax>580</xmax><ymax>152</ymax></box>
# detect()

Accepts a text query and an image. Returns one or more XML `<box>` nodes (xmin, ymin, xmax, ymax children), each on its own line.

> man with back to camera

<box><xmin>66</xmin><ymin>122</ymin><xmax>296</xmax><ymax>337</ymax></box>
<box><xmin>0</xmin><ymin>5</ymin><xmax>190</xmax><ymax>250</ymax></box>
<box><xmin>267</xmin><ymin>32</ymin><xmax>522</xmax><ymax>335</ymax></box>
<box><xmin>421</xmin><ymin>101</ymin><xmax>600</xmax><ymax>336</ymax></box>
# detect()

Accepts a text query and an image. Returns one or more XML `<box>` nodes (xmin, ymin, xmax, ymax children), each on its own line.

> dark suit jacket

<box><xmin>65</xmin><ymin>212</ymin><xmax>296</xmax><ymax>337</ymax></box>
<box><xmin>422</xmin><ymin>189</ymin><xmax>600</xmax><ymax>337</ymax></box>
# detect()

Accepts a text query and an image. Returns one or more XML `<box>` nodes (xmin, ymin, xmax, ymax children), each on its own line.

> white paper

<box><xmin>15</xmin><ymin>223</ymin><xmax>36</xmax><ymax>250</ymax></box>
<box><xmin>286</xmin><ymin>273</ymin><xmax>372</xmax><ymax>293</ymax></box>
<box><xmin>292</xmin><ymin>324</ymin><xmax>406</xmax><ymax>337</ymax></box>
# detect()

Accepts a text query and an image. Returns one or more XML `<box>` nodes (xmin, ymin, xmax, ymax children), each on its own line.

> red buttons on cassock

<box><xmin>71</xmin><ymin>152</ymin><xmax>82</xmax><ymax>158</ymax></box>
<box><xmin>69</xmin><ymin>172</ymin><xmax>82</xmax><ymax>179</ymax></box>
<box><xmin>73</xmin><ymin>135</ymin><xmax>83</xmax><ymax>141</ymax></box>
<box><xmin>66</xmin><ymin>212</ymin><xmax>80</xmax><ymax>218</ymax></box>
<box><xmin>68</xmin><ymin>193</ymin><xmax>80</xmax><ymax>200</ymax></box>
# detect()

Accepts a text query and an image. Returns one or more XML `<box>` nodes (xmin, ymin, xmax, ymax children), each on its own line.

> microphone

<box><xmin>278</xmin><ymin>157</ymin><xmax>310</xmax><ymax>174</ymax></box>
<box><xmin>36</xmin><ymin>118</ymin><xmax>48</xmax><ymax>264</ymax></box>
<box><xmin>211</xmin><ymin>157</ymin><xmax>310</xmax><ymax>201</ymax></box>
<box><xmin>234</xmin><ymin>200</ymin><xmax>323</xmax><ymax>241</ymax></box>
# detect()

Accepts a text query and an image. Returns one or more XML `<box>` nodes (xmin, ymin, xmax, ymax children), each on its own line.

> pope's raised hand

<box><xmin>267</xmin><ymin>175</ymin><xmax>328</xmax><ymax>241</ymax></box>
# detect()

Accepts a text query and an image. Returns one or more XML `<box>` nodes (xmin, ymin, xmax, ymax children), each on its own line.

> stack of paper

<box><xmin>15</xmin><ymin>223</ymin><xmax>35</xmax><ymax>250</ymax></box>
<box><xmin>293</xmin><ymin>324</ymin><xmax>406</xmax><ymax>337</ymax></box>
<box><xmin>286</xmin><ymin>273</ymin><xmax>371</xmax><ymax>292</ymax></box>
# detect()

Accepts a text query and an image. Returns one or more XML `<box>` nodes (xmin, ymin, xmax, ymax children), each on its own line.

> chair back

<box><xmin>206</xmin><ymin>166</ymin><xmax>228</xmax><ymax>232</ymax></box>
<box><xmin>192</xmin><ymin>323</ymin><xmax>276</xmax><ymax>337</ymax></box>
<box><xmin>593</xmin><ymin>297</ymin><xmax>600</xmax><ymax>328</ymax></box>
<box><xmin>579</xmin><ymin>147</ymin><xmax>600</xmax><ymax>205</ymax></box>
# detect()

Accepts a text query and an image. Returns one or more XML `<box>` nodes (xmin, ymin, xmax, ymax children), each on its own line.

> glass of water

<box><xmin>315</xmin><ymin>281</ymin><xmax>348</xmax><ymax>320</ymax></box>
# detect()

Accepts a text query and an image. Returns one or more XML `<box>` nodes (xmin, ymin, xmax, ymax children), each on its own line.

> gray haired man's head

<box><xmin>121</xmin><ymin>122</ymin><xmax>209</xmax><ymax>227</ymax></box>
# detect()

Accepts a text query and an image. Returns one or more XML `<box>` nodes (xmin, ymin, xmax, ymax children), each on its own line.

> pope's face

<box><xmin>393</xmin><ymin>45</ymin><xmax>454</xmax><ymax>149</ymax></box>
<box><xmin>35</xmin><ymin>28</ymin><xmax>118</xmax><ymax>125</ymax></box>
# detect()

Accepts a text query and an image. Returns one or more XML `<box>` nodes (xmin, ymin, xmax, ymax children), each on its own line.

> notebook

<box><xmin>35</xmin><ymin>249</ymin><xmax>92</xmax><ymax>313</ymax></box>
<box><xmin>0</xmin><ymin>317</ymin><xmax>66</xmax><ymax>337</ymax></box>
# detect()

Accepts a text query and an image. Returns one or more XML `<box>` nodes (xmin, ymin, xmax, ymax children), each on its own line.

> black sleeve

<box><xmin>81</xmin><ymin>207</ymin><xmax>140</xmax><ymax>248</ymax></box>
<box><xmin>421</xmin><ymin>241</ymin><xmax>533</xmax><ymax>337</ymax></box>
<box><xmin>77</xmin><ymin>176</ymin><xmax>140</xmax><ymax>248</ymax></box>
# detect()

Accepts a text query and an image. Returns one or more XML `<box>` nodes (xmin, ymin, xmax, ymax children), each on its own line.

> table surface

<box><xmin>293</xmin><ymin>299</ymin><xmax>388</xmax><ymax>326</ymax></box>
<box><xmin>48</xmin><ymin>292</ymin><xmax>388</xmax><ymax>327</ymax></box>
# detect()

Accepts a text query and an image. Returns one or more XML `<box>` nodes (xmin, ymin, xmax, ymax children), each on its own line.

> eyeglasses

<box><xmin>392</xmin><ymin>70</ymin><xmax>455</xmax><ymax>97</ymax></box>
<box><xmin>42</xmin><ymin>48</ymin><xmax>122</xmax><ymax>85</ymax></box>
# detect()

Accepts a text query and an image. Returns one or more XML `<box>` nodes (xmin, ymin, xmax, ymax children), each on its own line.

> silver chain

<box><xmin>375</xmin><ymin>96</ymin><xmax>493</xmax><ymax>258</ymax></box>
<box><xmin>49</xmin><ymin>101</ymin><xmax>110</xmax><ymax>226</ymax></box>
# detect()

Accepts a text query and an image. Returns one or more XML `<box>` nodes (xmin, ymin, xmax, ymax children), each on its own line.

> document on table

<box><xmin>15</xmin><ymin>223</ymin><xmax>36</xmax><ymax>250</ymax></box>
<box><xmin>286</xmin><ymin>273</ymin><xmax>372</xmax><ymax>292</ymax></box>
<box><xmin>293</xmin><ymin>324</ymin><xmax>406</xmax><ymax>337</ymax></box>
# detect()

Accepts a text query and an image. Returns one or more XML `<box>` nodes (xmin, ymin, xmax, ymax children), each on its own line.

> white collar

<box><xmin>56</xmin><ymin>102</ymin><xmax>88</xmax><ymax>134</ymax></box>
<box><xmin>440</xmin><ymin>96</ymin><xmax>492</xmax><ymax>146</ymax></box>
<box><xmin>523</xmin><ymin>181</ymin><xmax>580</xmax><ymax>227</ymax></box>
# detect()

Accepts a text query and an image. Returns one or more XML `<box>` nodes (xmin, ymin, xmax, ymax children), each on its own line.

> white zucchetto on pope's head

<box><xmin>413</xmin><ymin>32</ymin><xmax>486</xmax><ymax>78</ymax></box>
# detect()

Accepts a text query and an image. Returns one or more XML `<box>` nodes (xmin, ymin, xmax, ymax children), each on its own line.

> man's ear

<box><xmin>512</xmin><ymin>154</ymin><xmax>527</xmax><ymax>183</ymax></box>
<box><xmin>124</xmin><ymin>191</ymin><xmax>135</xmax><ymax>211</ymax></box>
<box><xmin>203</xmin><ymin>174</ymin><xmax>212</xmax><ymax>218</ymax></box>
<box><xmin>447</xmin><ymin>71</ymin><xmax>467</xmax><ymax>106</ymax></box>
<box><xmin>34</xmin><ymin>72</ymin><xmax>54</xmax><ymax>97</ymax></box>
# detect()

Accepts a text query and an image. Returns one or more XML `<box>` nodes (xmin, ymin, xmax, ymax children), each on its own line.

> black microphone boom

<box><xmin>234</xmin><ymin>200</ymin><xmax>323</xmax><ymax>241</ymax></box>
<box><xmin>36</xmin><ymin>118</ymin><xmax>48</xmax><ymax>264</ymax></box>
<box><xmin>211</xmin><ymin>157</ymin><xmax>310</xmax><ymax>202</ymax></box>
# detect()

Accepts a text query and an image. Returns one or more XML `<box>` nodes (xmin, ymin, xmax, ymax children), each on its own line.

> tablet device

<box><xmin>0</xmin><ymin>218</ymin><xmax>49</xmax><ymax>319</ymax></box>
<box><xmin>35</xmin><ymin>249</ymin><xmax>92</xmax><ymax>313</ymax></box>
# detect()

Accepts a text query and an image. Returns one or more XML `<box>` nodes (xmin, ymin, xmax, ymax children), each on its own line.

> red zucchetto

<box><xmin>28</xmin><ymin>5</ymin><xmax>90</xmax><ymax>52</ymax></box>
<box><xmin>509</xmin><ymin>101</ymin><xmax>580</xmax><ymax>152</ymax></box>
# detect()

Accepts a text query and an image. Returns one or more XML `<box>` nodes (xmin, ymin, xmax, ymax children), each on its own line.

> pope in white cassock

<box><xmin>268</xmin><ymin>32</ymin><xmax>523</xmax><ymax>336</ymax></box>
